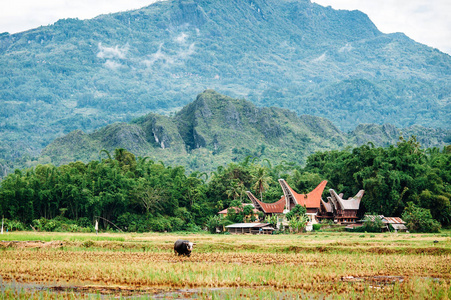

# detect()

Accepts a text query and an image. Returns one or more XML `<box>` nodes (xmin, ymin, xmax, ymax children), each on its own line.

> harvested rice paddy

<box><xmin>0</xmin><ymin>231</ymin><xmax>450</xmax><ymax>299</ymax></box>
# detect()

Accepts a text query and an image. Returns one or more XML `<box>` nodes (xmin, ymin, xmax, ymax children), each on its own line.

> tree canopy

<box><xmin>0</xmin><ymin>138</ymin><xmax>449</xmax><ymax>232</ymax></box>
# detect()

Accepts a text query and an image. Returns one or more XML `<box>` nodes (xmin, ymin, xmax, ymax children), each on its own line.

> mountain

<box><xmin>1</xmin><ymin>0</ymin><xmax>450</xmax><ymax>166</ymax></box>
<box><xmin>38</xmin><ymin>90</ymin><xmax>451</xmax><ymax>173</ymax></box>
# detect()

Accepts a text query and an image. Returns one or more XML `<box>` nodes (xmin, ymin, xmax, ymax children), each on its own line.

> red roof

<box><xmin>279</xmin><ymin>179</ymin><xmax>327</xmax><ymax>209</ymax></box>
<box><xmin>383</xmin><ymin>217</ymin><xmax>405</xmax><ymax>224</ymax></box>
<box><xmin>363</xmin><ymin>216</ymin><xmax>405</xmax><ymax>224</ymax></box>
<box><xmin>246</xmin><ymin>191</ymin><xmax>287</xmax><ymax>213</ymax></box>
<box><xmin>246</xmin><ymin>180</ymin><xmax>328</xmax><ymax>213</ymax></box>
<box><xmin>247</xmin><ymin>192</ymin><xmax>286</xmax><ymax>213</ymax></box>
<box><xmin>257</xmin><ymin>197</ymin><xmax>286</xmax><ymax>213</ymax></box>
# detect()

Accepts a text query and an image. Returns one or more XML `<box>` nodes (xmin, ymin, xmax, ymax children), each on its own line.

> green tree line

<box><xmin>0</xmin><ymin>137</ymin><xmax>450</xmax><ymax>232</ymax></box>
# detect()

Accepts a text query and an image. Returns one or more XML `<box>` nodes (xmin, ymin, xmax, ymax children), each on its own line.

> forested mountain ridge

<box><xmin>40</xmin><ymin>90</ymin><xmax>348</xmax><ymax>170</ymax></box>
<box><xmin>0</xmin><ymin>0</ymin><xmax>450</xmax><ymax>167</ymax></box>
<box><xmin>39</xmin><ymin>90</ymin><xmax>451</xmax><ymax>173</ymax></box>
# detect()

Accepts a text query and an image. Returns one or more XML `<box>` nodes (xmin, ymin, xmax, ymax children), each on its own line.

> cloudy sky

<box><xmin>312</xmin><ymin>0</ymin><xmax>451</xmax><ymax>55</ymax></box>
<box><xmin>1</xmin><ymin>0</ymin><xmax>450</xmax><ymax>55</ymax></box>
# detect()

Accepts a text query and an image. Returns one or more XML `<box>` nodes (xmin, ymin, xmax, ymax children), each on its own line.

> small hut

<box><xmin>362</xmin><ymin>215</ymin><xmax>408</xmax><ymax>232</ymax></box>
<box><xmin>383</xmin><ymin>217</ymin><xmax>408</xmax><ymax>232</ymax></box>
<box><xmin>225</xmin><ymin>223</ymin><xmax>274</xmax><ymax>234</ymax></box>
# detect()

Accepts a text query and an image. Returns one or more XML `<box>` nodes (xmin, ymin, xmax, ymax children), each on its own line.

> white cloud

<box><xmin>312</xmin><ymin>52</ymin><xmax>327</xmax><ymax>62</ymax></box>
<box><xmin>97</xmin><ymin>43</ymin><xmax>129</xmax><ymax>59</ymax></box>
<box><xmin>143</xmin><ymin>42</ymin><xmax>195</xmax><ymax>67</ymax></box>
<box><xmin>178</xmin><ymin>43</ymin><xmax>196</xmax><ymax>59</ymax></box>
<box><xmin>104</xmin><ymin>59</ymin><xmax>123</xmax><ymax>70</ymax></box>
<box><xmin>174</xmin><ymin>32</ymin><xmax>189</xmax><ymax>44</ymax></box>
<box><xmin>338</xmin><ymin>43</ymin><xmax>353</xmax><ymax>53</ymax></box>
<box><xmin>143</xmin><ymin>43</ymin><xmax>174</xmax><ymax>67</ymax></box>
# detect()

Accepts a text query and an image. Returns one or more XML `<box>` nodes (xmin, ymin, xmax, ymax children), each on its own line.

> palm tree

<box><xmin>226</xmin><ymin>180</ymin><xmax>244</xmax><ymax>201</ymax></box>
<box><xmin>252</xmin><ymin>166</ymin><xmax>272</xmax><ymax>201</ymax></box>
<box><xmin>99</xmin><ymin>149</ymin><xmax>112</xmax><ymax>161</ymax></box>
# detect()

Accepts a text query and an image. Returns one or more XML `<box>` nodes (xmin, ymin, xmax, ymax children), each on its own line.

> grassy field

<box><xmin>0</xmin><ymin>230</ymin><xmax>450</xmax><ymax>299</ymax></box>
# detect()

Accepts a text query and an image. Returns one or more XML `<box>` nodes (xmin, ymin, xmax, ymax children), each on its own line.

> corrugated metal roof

<box><xmin>383</xmin><ymin>217</ymin><xmax>406</xmax><ymax>224</ymax></box>
<box><xmin>364</xmin><ymin>216</ymin><xmax>406</xmax><ymax>224</ymax></box>
<box><xmin>345</xmin><ymin>224</ymin><xmax>363</xmax><ymax>229</ymax></box>
<box><xmin>225</xmin><ymin>223</ymin><xmax>271</xmax><ymax>228</ymax></box>
<box><xmin>364</xmin><ymin>215</ymin><xmax>385</xmax><ymax>222</ymax></box>
<box><xmin>261</xmin><ymin>227</ymin><xmax>275</xmax><ymax>230</ymax></box>
<box><xmin>391</xmin><ymin>223</ymin><xmax>408</xmax><ymax>230</ymax></box>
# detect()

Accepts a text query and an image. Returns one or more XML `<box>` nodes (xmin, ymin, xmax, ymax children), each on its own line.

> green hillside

<box><xmin>39</xmin><ymin>90</ymin><xmax>451</xmax><ymax>173</ymax></box>
<box><xmin>0</xmin><ymin>0</ymin><xmax>450</xmax><ymax>167</ymax></box>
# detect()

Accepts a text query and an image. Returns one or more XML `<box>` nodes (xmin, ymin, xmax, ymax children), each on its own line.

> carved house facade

<box><xmin>318</xmin><ymin>189</ymin><xmax>364</xmax><ymax>224</ymax></box>
<box><xmin>246</xmin><ymin>179</ymin><xmax>364</xmax><ymax>225</ymax></box>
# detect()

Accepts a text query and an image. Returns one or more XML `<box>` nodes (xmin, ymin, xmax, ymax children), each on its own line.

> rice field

<box><xmin>0</xmin><ymin>231</ymin><xmax>450</xmax><ymax>299</ymax></box>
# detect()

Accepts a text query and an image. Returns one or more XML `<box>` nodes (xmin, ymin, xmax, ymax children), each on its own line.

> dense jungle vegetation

<box><xmin>1</xmin><ymin>0</ymin><xmax>450</xmax><ymax>168</ymax></box>
<box><xmin>0</xmin><ymin>137</ymin><xmax>449</xmax><ymax>233</ymax></box>
<box><xmin>21</xmin><ymin>90</ymin><xmax>451</xmax><ymax>178</ymax></box>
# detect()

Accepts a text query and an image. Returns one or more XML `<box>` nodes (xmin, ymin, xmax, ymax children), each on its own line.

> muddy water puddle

<box><xmin>1</xmin><ymin>279</ymin><xmax>198</xmax><ymax>298</ymax></box>
<box><xmin>1</xmin><ymin>276</ymin><xmax>443</xmax><ymax>299</ymax></box>
<box><xmin>341</xmin><ymin>275</ymin><xmax>405</xmax><ymax>284</ymax></box>
<box><xmin>0</xmin><ymin>279</ymin><xmax>330</xmax><ymax>299</ymax></box>
<box><xmin>0</xmin><ymin>279</ymin><xmax>265</xmax><ymax>299</ymax></box>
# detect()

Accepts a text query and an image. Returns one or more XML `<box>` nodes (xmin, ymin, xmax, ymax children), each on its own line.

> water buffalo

<box><xmin>174</xmin><ymin>239</ymin><xmax>195</xmax><ymax>257</ymax></box>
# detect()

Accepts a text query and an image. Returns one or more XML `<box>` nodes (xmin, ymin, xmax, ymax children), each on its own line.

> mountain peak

<box><xmin>0</xmin><ymin>0</ymin><xmax>450</xmax><ymax>167</ymax></box>
<box><xmin>39</xmin><ymin>91</ymin><xmax>451</xmax><ymax>173</ymax></box>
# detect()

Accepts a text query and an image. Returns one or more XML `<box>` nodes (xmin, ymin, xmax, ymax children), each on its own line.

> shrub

<box><xmin>220</xmin><ymin>219</ymin><xmax>234</xmax><ymax>228</ymax></box>
<box><xmin>77</xmin><ymin>217</ymin><xmax>92</xmax><ymax>228</ymax></box>
<box><xmin>68</xmin><ymin>224</ymin><xmax>79</xmax><ymax>232</ymax></box>
<box><xmin>82</xmin><ymin>240</ymin><xmax>94</xmax><ymax>248</ymax></box>
<box><xmin>149</xmin><ymin>218</ymin><xmax>170</xmax><ymax>232</ymax></box>
<box><xmin>147</xmin><ymin>216</ymin><xmax>185</xmax><ymax>232</ymax></box>
<box><xmin>44</xmin><ymin>220</ymin><xmax>58</xmax><ymax>232</ymax></box>
<box><xmin>351</xmin><ymin>214</ymin><xmax>384</xmax><ymax>233</ymax></box>
<box><xmin>312</xmin><ymin>224</ymin><xmax>321</xmax><ymax>231</ymax></box>
<box><xmin>5</xmin><ymin>219</ymin><xmax>25</xmax><ymax>231</ymax></box>
<box><xmin>185</xmin><ymin>222</ymin><xmax>202</xmax><ymax>232</ymax></box>
<box><xmin>169</xmin><ymin>217</ymin><xmax>185</xmax><ymax>231</ymax></box>
<box><xmin>206</xmin><ymin>215</ymin><xmax>221</xmax><ymax>233</ymax></box>
<box><xmin>402</xmin><ymin>202</ymin><xmax>441</xmax><ymax>233</ymax></box>
<box><xmin>117</xmin><ymin>213</ymin><xmax>150</xmax><ymax>232</ymax></box>
<box><xmin>32</xmin><ymin>217</ymin><xmax>91</xmax><ymax>232</ymax></box>
<box><xmin>286</xmin><ymin>204</ymin><xmax>307</xmax><ymax>221</ymax></box>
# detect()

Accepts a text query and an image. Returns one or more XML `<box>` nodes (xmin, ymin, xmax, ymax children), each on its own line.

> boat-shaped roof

<box><xmin>279</xmin><ymin>179</ymin><xmax>327</xmax><ymax>209</ymax></box>
<box><xmin>246</xmin><ymin>191</ymin><xmax>286</xmax><ymax>213</ymax></box>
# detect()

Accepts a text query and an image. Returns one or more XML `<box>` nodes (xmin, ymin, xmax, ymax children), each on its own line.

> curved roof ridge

<box><xmin>305</xmin><ymin>180</ymin><xmax>328</xmax><ymax>207</ymax></box>
<box><xmin>337</xmin><ymin>197</ymin><xmax>360</xmax><ymax>210</ymax></box>
<box><xmin>308</xmin><ymin>180</ymin><xmax>328</xmax><ymax>197</ymax></box>
<box><xmin>246</xmin><ymin>191</ymin><xmax>285</xmax><ymax>213</ymax></box>
<box><xmin>330</xmin><ymin>189</ymin><xmax>363</xmax><ymax>210</ymax></box>
<box><xmin>279</xmin><ymin>179</ymin><xmax>327</xmax><ymax>209</ymax></box>
<box><xmin>349</xmin><ymin>190</ymin><xmax>364</xmax><ymax>202</ymax></box>
<box><xmin>321</xmin><ymin>198</ymin><xmax>333</xmax><ymax>213</ymax></box>
<box><xmin>246</xmin><ymin>191</ymin><xmax>262</xmax><ymax>210</ymax></box>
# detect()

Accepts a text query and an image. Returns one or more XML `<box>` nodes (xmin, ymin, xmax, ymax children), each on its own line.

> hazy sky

<box><xmin>1</xmin><ymin>0</ymin><xmax>450</xmax><ymax>55</ymax></box>
<box><xmin>312</xmin><ymin>0</ymin><xmax>451</xmax><ymax>55</ymax></box>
